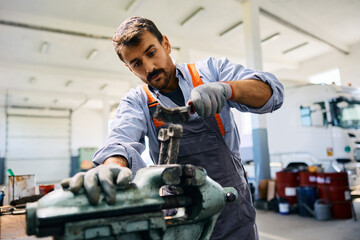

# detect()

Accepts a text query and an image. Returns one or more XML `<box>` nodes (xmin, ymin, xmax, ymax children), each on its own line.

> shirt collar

<box><xmin>175</xmin><ymin>62</ymin><xmax>187</xmax><ymax>80</ymax></box>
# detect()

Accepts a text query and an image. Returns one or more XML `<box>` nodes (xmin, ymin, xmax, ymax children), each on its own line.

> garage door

<box><xmin>6</xmin><ymin>112</ymin><xmax>71</xmax><ymax>183</ymax></box>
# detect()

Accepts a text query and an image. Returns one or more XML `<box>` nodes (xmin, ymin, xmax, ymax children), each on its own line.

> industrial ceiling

<box><xmin>0</xmin><ymin>0</ymin><xmax>359</xmax><ymax>111</ymax></box>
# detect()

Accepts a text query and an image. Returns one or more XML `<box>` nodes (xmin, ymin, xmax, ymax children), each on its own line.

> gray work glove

<box><xmin>189</xmin><ymin>82</ymin><xmax>233</xmax><ymax>117</ymax></box>
<box><xmin>60</xmin><ymin>163</ymin><xmax>132</xmax><ymax>205</ymax></box>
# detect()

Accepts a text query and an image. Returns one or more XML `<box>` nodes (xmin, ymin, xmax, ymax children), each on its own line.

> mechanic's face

<box><xmin>121</xmin><ymin>31</ymin><xmax>177</xmax><ymax>93</ymax></box>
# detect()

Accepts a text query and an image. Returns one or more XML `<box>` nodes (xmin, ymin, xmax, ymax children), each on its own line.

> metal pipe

<box><xmin>259</xmin><ymin>8</ymin><xmax>349</xmax><ymax>55</ymax></box>
<box><xmin>158</xmin><ymin>128</ymin><xmax>170</xmax><ymax>165</ymax></box>
<box><xmin>0</xmin><ymin>19</ymin><xmax>111</xmax><ymax>40</ymax></box>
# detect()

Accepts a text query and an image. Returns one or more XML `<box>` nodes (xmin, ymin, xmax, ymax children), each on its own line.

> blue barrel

<box><xmin>297</xmin><ymin>186</ymin><xmax>318</xmax><ymax>217</ymax></box>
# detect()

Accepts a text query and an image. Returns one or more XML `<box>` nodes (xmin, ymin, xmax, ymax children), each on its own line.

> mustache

<box><xmin>147</xmin><ymin>68</ymin><xmax>165</xmax><ymax>82</ymax></box>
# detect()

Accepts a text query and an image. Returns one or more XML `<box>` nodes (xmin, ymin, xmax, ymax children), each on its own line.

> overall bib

<box><xmin>143</xmin><ymin>64</ymin><xmax>258</xmax><ymax>240</ymax></box>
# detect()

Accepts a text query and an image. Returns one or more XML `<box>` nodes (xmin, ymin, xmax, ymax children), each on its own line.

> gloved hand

<box><xmin>60</xmin><ymin>163</ymin><xmax>132</xmax><ymax>205</ymax></box>
<box><xmin>189</xmin><ymin>82</ymin><xmax>233</xmax><ymax>117</ymax></box>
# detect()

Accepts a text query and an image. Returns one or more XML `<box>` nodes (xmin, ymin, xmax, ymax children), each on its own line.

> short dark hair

<box><xmin>112</xmin><ymin>17</ymin><xmax>163</xmax><ymax>62</ymax></box>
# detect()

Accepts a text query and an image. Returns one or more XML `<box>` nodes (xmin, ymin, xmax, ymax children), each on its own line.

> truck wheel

<box><xmin>287</xmin><ymin>163</ymin><xmax>308</xmax><ymax>171</ymax></box>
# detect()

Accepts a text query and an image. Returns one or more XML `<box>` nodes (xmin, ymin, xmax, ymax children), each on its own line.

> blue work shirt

<box><xmin>93</xmin><ymin>57</ymin><xmax>284</xmax><ymax>176</ymax></box>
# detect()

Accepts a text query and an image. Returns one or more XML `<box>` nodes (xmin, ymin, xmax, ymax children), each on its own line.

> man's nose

<box><xmin>144</xmin><ymin>61</ymin><xmax>155</xmax><ymax>73</ymax></box>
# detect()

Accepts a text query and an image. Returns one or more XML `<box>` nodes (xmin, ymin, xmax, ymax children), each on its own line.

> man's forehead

<box><xmin>121</xmin><ymin>32</ymin><xmax>160</xmax><ymax>62</ymax></box>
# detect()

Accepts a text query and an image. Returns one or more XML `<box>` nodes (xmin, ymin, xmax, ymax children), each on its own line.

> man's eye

<box><xmin>133</xmin><ymin>62</ymin><xmax>140</xmax><ymax>68</ymax></box>
<box><xmin>148</xmin><ymin>50</ymin><xmax>156</xmax><ymax>57</ymax></box>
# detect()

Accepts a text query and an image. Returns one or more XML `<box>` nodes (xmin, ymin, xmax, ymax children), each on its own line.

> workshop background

<box><xmin>0</xmin><ymin>0</ymin><xmax>360</xmax><ymax>239</ymax></box>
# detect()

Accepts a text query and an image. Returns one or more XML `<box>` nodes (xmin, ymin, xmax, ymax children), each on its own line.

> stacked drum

<box><xmin>297</xmin><ymin>171</ymin><xmax>318</xmax><ymax>217</ymax></box>
<box><xmin>276</xmin><ymin>171</ymin><xmax>298</xmax><ymax>205</ymax></box>
<box><xmin>275</xmin><ymin>169</ymin><xmax>353</xmax><ymax>219</ymax></box>
<box><xmin>316</xmin><ymin>172</ymin><xmax>352</xmax><ymax>219</ymax></box>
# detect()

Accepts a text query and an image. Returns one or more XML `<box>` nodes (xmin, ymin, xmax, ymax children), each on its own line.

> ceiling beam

<box><xmin>0</xmin><ymin>19</ymin><xmax>111</xmax><ymax>40</ymax></box>
<box><xmin>0</xmin><ymin>60</ymin><xmax>131</xmax><ymax>83</ymax></box>
<box><xmin>1</xmin><ymin>87</ymin><xmax>122</xmax><ymax>111</ymax></box>
<box><xmin>2</xmin><ymin>87</ymin><xmax>124</xmax><ymax>102</ymax></box>
<box><xmin>258</xmin><ymin>0</ymin><xmax>350</xmax><ymax>55</ymax></box>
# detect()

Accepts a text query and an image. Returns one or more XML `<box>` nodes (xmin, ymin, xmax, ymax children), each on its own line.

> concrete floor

<box><xmin>256</xmin><ymin>200</ymin><xmax>360</xmax><ymax>240</ymax></box>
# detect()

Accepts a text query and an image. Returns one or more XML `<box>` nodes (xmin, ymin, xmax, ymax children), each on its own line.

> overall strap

<box><xmin>142</xmin><ymin>85</ymin><xmax>166</xmax><ymax>128</ymax></box>
<box><xmin>187</xmin><ymin>63</ymin><xmax>225</xmax><ymax>136</ymax></box>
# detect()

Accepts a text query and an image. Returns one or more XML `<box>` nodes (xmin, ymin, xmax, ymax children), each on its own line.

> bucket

<box><xmin>297</xmin><ymin>186</ymin><xmax>317</xmax><ymax>217</ymax></box>
<box><xmin>317</xmin><ymin>172</ymin><xmax>352</xmax><ymax>219</ymax></box>
<box><xmin>314</xmin><ymin>199</ymin><xmax>331</xmax><ymax>220</ymax></box>
<box><xmin>279</xmin><ymin>201</ymin><xmax>290</xmax><ymax>215</ymax></box>
<box><xmin>276</xmin><ymin>171</ymin><xmax>298</xmax><ymax>205</ymax></box>
<box><xmin>8</xmin><ymin>175</ymin><xmax>36</xmax><ymax>202</ymax></box>
<box><xmin>39</xmin><ymin>184</ymin><xmax>55</xmax><ymax>195</ymax></box>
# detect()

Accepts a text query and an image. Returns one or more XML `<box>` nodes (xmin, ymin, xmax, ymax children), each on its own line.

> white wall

<box><xmin>0</xmin><ymin>107</ymin><xmax>5</xmax><ymax>158</ymax></box>
<box><xmin>71</xmin><ymin>108</ymin><xmax>104</xmax><ymax>156</ymax></box>
<box><xmin>275</xmin><ymin>40</ymin><xmax>360</xmax><ymax>86</ymax></box>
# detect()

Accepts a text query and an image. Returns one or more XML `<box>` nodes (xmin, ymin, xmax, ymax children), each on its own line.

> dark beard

<box><xmin>148</xmin><ymin>69</ymin><xmax>172</xmax><ymax>91</ymax></box>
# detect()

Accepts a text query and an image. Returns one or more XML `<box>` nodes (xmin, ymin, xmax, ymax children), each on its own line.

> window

<box><xmin>300</xmin><ymin>102</ymin><xmax>328</xmax><ymax>127</ymax></box>
<box><xmin>300</xmin><ymin>106</ymin><xmax>311</xmax><ymax>126</ymax></box>
<box><xmin>309</xmin><ymin>68</ymin><xmax>341</xmax><ymax>86</ymax></box>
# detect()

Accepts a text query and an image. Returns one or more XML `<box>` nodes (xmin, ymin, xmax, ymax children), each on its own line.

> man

<box><xmin>62</xmin><ymin>17</ymin><xmax>283</xmax><ymax>239</ymax></box>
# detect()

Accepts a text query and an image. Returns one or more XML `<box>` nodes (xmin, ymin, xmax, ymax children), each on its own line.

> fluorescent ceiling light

<box><xmin>125</xmin><ymin>0</ymin><xmax>144</xmax><ymax>13</ymax></box>
<box><xmin>29</xmin><ymin>77</ymin><xmax>36</xmax><ymax>84</ymax></box>
<box><xmin>99</xmin><ymin>84</ymin><xmax>108</xmax><ymax>90</ymax></box>
<box><xmin>261</xmin><ymin>32</ymin><xmax>280</xmax><ymax>46</ymax></box>
<box><xmin>40</xmin><ymin>41</ymin><xmax>48</xmax><ymax>54</ymax></box>
<box><xmin>219</xmin><ymin>21</ymin><xmax>243</xmax><ymax>38</ymax></box>
<box><xmin>282</xmin><ymin>42</ymin><xmax>308</xmax><ymax>54</ymax></box>
<box><xmin>180</xmin><ymin>7</ymin><xmax>205</xmax><ymax>27</ymax></box>
<box><xmin>87</xmin><ymin>49</ymin><xmax>98</xmax><ymax>60</ymax></box>
<box><xmin>65</xmin><ymin>80</ymin><xmax>73</xmax><ymax>87</ymax></box>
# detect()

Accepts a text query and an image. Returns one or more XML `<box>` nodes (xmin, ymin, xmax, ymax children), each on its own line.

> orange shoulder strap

<box><xmin>142</xmin><ymin>85</ymin><xmax>166</xmax><ymax>128</ymax></box>
<box><xmin>187</xmin><ymin>63</ymin><xmax>203</xmax><ymax>88</ymax></box>
<box><xmin>187</xmin><ymin>64</ymin><xmax>225</xmax><ymax>136</ymax></box>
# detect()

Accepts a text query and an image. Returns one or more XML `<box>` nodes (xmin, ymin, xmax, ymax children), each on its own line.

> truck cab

<box><xmin>266</xmin><ymin>84</ymin><xmax>360</xmax><ymax>185</ymax></box>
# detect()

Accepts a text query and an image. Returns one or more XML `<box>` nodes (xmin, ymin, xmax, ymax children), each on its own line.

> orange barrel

<box><xmin>316</xmin><ymin>172</ymin><xmax>352</xmax><ymax>219</ymax></box>
<box><xmin>276</xmin><ymin>171</ymin><xmax>298</xmax><ymax>205</ymax></box>
<box><xmin>299</xmin><ymin>171</ymin><xmax>317</xmax><ymax>187</ymax></box>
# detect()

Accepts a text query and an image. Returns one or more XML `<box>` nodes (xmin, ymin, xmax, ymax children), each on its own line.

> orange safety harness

<box><xmin>142</xmin><ymin>63</ymin><xmax>225</xmax><ymax>135</ymax></box>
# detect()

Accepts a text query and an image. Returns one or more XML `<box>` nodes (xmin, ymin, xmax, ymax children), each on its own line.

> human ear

<box><xmin>162</xmin><ymin>35</ymin><xmax>171</xmax><ymax>54</ymax></box>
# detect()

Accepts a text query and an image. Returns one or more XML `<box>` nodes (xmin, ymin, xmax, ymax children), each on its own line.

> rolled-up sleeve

<box><xmin>203</xmin><ymin>57</ymin><xmax>284</xmax><ymax>113</ymax></box>
<box><xmin>93</xmin><ymin>87</ymin><xmax>148</xmax><ymax>175</ymax></box>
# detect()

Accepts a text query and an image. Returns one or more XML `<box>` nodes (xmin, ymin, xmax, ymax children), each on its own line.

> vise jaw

<box><xmin>26</xmin><ymin>164</ymin><xmax>237</xmax><ymax>240</ymax></box>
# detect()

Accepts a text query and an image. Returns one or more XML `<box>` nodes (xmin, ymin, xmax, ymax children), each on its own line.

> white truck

<box><xmin>265</xmin><ymin>84</ymin><xmax>360</xmax><ymax>185</ymax></box>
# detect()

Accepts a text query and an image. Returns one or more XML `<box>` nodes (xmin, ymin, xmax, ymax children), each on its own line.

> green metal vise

<box><xmin>26</xmin><ymin>164</ymin><xmax>237</xmax><ymax>240</ymax></box>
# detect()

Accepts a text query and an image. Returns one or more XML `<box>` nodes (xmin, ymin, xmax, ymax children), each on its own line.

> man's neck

<box><xmin>160</xmin><ymin>68</ymin><xmax>178</xmax><ymax>93</ymax></box>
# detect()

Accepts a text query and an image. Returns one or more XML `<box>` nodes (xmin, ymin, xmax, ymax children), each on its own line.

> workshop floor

<box><xmin>256</xmin><ymin>199</ymin><xmax>360</xmax><ymax>240</ymax></box>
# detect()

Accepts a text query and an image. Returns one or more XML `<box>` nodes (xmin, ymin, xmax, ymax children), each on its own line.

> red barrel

<box><xmin>276</xmin><ymin>171</ymin><xmax>298</xmax><ymax>205</ymax></box>
<box><xmin>317</xmin><ymin>172</ymin><xmax>352</xmax><ymax>219</ymax></box>
<box><xmin>299</xmin><ymin>171</ymin><xmax>317</xmax><ymax>187</ymax></box>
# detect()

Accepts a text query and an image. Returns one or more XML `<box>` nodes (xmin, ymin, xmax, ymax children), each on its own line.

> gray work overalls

<box><xmin>143</xmin><ymin>64</ymin><xmax>258</xmax><ymax>240</ymax></box>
